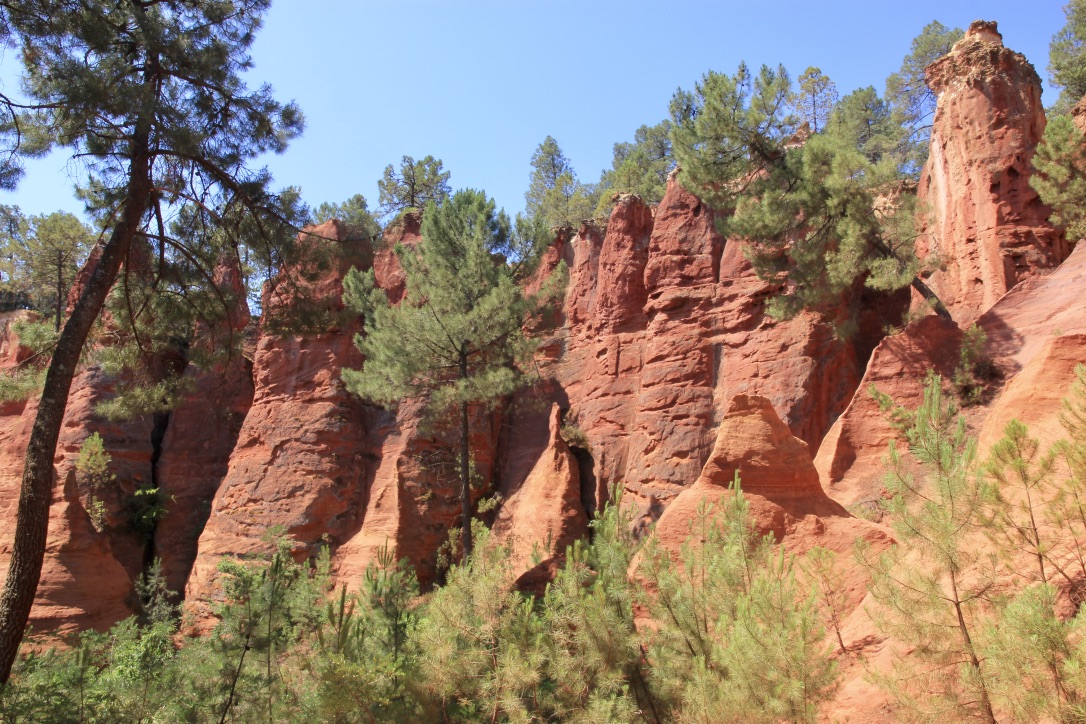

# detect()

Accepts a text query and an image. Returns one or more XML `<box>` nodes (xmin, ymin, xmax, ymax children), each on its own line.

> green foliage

<box><xmin>124</xmin><ymin>486</ymin><xmax>167</xmax><ymax>539</ymax></box>
<box><xmin>1031</xmin><ymin>113</ymin><xmax>1086</xmax><ymax>241</ymax></box>
<box><xmin>792</xmin><ymin>67</ymin><xmax>838</xmax><ymax>133</ymax></box>
<box><xmin>0</xmin><ymin>209</ymin><xmax>94</xmax><ymax>329</ymax></box>
<box><xmin>884</xmin><ymin>21</ymin><xmax>964</xmax><ymax>173</ymax></box>
<box><xmin>800</xmin><ymin>546</ymin><xmax>849</xmax><ymax>654</ymax></box>
<box><xmin>859</xmin><ymin>373</ymin><xmax>998</xmax><ymax>722</ymax></box>
<box><xmin>0</xmin><ymin>367</ymin><xmax>45</xmax><ymax>405</ymax></box>
<box><xmin>74</xmin><ymin>433</ymin><xmax>112</xmax><ymax>491</ymax></box>
<box><xmin>306</xmin><ymin>545</ymin><xmax>422</xmax><ymax>721</ymax></box>
<box><xmin>525</xmin><ymin>136</ymin><xmax>599</xmax><ymax>228</ymax></box>
<box><xmin>595</xmin><ymin>121</ymin><xmax>674</xmax><ymax>216</ymax></box>
<box><xmin>640</xmin><ymin>476</ymin><xmax>838</xmax><ymax>722</ymax></box>
<box><xmin>377</xmin><ymin>155</ymin><xmax>451</xmax><ymax>219</ymax></box>
<box><xmin>312</xmin><ymin>193</ymin><xmax>381</xmax><ymax>241</ymax></box>
<box><xmin>345</xmin><ymin>188</ymin><xmax>553</xmax><ymax>413</ymax></box>
<box><xmin>75</xmin><ymin>433</ymin><xmax>113</xmax><ymax>533</ymax></box>
<box><xmin>1050</xmin><ymin>0</ymin><xmax>1086</xmax><ymax>112</ymax></box>
<box><xmin>982</xmin><ymin>584</ymin><xmax>1086</xmax><ymax>722</ymax></box>
<box><xmin>671</xmin><ymin>62</ymin><xmax>937</xmax><ymax>324</ymax></box>
<box><xmin>559</xmin><ymin>416</ymin><xmax>592</xmax><ymax>451</ymax></box>
<box><xmin>953</xmin><ymin>324</ymin><xmax>996</xmax><ymax>405</ymax></box>
<box><xmin>343</xmin><ymin>188</ymin><xmax>562</xmax><ymax>554</ymax></box>
<box><xmin>982</xmin><ymin>419</ymin><xmax>1060</xmax><ymax>586</ymax></box>
<box><xmin>670</xmin><ymin>62</ymin><xmax>796</xmax><ymax>213</ymax></box>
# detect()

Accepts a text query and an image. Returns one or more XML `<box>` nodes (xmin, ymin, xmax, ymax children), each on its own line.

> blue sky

<box><xmin>0</xmin><ymin>0</ymin><xmax>1069</xmax><ymax>223</ymax></box>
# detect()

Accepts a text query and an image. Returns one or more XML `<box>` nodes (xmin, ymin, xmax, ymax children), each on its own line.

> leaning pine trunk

<box><xmin>0</xmin><ymin>140</ymin><xmax>150</xmax><ymax>683</ymax></box>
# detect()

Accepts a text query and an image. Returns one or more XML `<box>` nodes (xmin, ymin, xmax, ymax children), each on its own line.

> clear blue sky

<box><xmin>0</xmin><ymin>0</ymin><xmax>1069</xmax><ymax>222</ymax></box>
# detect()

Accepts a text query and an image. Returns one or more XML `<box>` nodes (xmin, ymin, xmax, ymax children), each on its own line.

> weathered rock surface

<box><xmin>492</xmin><ymin>403</ymin><xmax>587</xmax><ymax>588</ymax></box>
<box><xmin>185</xmin><ymin>221</ymin><xmax>372</xmax><ymax>614</ymax></box>
<box><xmin>553</xmin><ymin>178</ymin><xmax>862</xmax><ymax>521</ymax></box>
<box><xmin>372</xmin><ymin>211</ymin><xmax>421</xmax><ymax>304</ymax></box>
<box><xmin>154</xmin><ymin>257</ymin><xmax>254</xmax><ymax>595</ymax></box>
<box><xmin>916</xmin><ymin>20</ymin><xmax>1067</xmax><ymax>326</ymax></box>
<box><xmin>334</xmin><ymin>398</ymin><xmax>501</xmax><ymax>590</ymax></box>
<box><xmin>645</xmin><ymin>395</ymin><xmax>892</xmax><ymax>632</ymax></box>
<box><xmin>0</xmin><ymin>337</ymin><xmax>137</xmax><ymax>637</ymax></box>
<box><xmin>815</xmin><ymin>315</ymin><xmax>964</xmax><ymax>508</ymax></box>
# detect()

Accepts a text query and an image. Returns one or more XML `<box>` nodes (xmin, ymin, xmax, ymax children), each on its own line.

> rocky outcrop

<box><xmin>553</xmin><ymin>177</ymin><xmax>862</xmax><ymax>520</ymax></box>
<box><xmin>976</xmin><ymin>240</ymin><xmax>1086</xmax><ymax>450</ymax></box>
<box><xmin>185</xmin><ymin>221</ymin><xmax>372</xmax><ymax>614</ymax></box>
<box><xmin>815</xmin><ymin>315</ymin><xmax>964</xmax><ymax>508</ymax></box>
<box><xmin>372</xmin><ymin>211</ymin><xmax>421</xmax><ymax>304</ymax></box>
<box><xmin>153</xmin><ymin>257</ymin><xmax>254</xmax><ymax>595</ymax></box>
<box><xmin>492</xmin><ymin>403</ymin><xmax>587</xmax><ymax>588</ymax></box>
<box><xmin>647</xmin><ymin>395</ymin><xmax>891</xmax><ymax>610</ymax></box>
<box><xmin>916</xmin><ymin>20</ymin><xmax>1068</xmax><ymax>326</ymax></box>
<box><xmin>333</xmin><ymin>398</ymin><xmax>501</xmax><ymax>590</ymax></box>
<box><xmin>0</xmin><ymin>332</ymin><xmax>138</xmax><ymax>637</ymax></box>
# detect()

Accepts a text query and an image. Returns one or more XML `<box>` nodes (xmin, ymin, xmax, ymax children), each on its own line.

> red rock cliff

<box><xmin>916</xmin><ymin>20</ymin><xmax>1068</xmax><ymax>326</ymax></box>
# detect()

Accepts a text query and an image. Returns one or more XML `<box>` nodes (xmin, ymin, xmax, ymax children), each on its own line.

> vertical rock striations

<box><xmin>916</xmin><ymin>20</ymin><xmax>1067</xmax><ymax>326</ymax></box>
<box><xmin>184</xmin><ymin>221</ymin><xmax>372</xmax><ymax>617</ymax></box>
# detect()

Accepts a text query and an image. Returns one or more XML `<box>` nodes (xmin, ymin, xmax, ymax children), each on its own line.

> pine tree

<box><xmin>1031</xmin><ymin>114</ymin><xmax>1086</xmax><ymax>241</ymax></box>
<box><xmin>671</xmin><ymin>65</ymin><xmax>950</xmax><ymax>324</ymax></box>
<box><xmin>312</xmin><ymin>193</ymin><xmax>380</xmax><ymax>241</ymax></box>
<box><xmin>595</xmin><ymin>121</ymin><xmax>674</xmax><ymax>215</ymax></box>
<box><xmin>525</xmin><ymin>136</ymin><xmax>597</xmax><ymax>228</ymax></box>
<box><xmin>376</xmin><ymin>155</ymin><xmax>451</xmax><ymax>219</ymax></box>
<box><xmin>884</xmin><ymin>21</ymin><xmax>964</xmax><ymax>173</ymax></box>
<box><xmin>0</xmin><ymin>0</ymin><xmax>301</xmax><ymax>681</ymax></box>
<box><xmin>859</xmin><ymin>374</ymin><xmax>997</xmax><ymax>723</ymax></box>
<box><xmin>793</xmin><ymin>67</ymin><xmax>838</xmax><ymax>133</ymax></box>
<box><xmin>343</xmin><ymin>189</ymin><xmax>560</xmax><ymax>557</ymax></box>
<box><xmin>983</xmin><ymin>583</ymin><xmax>1086</xmax><ymax>721</ymax></box>
<box><xmin>640</xmin><ymin>478</ymin><xmax>837</xmax><ymax>723</ymax></box>
<box><xmin>982</xmin><ymin>419</ymin><xmax>1060</xmax><ymax>586</ymax></box>
<box><xmin>413</xmin><ymin>524</ymin><xmax>546</xmax><ymax>721</ymax></box>
<box><xmin>5</xmin><ymin>211</ymin><xmax>95</xmax><ymax>330</ymax></box>
<box><xmin>1050</xmin><ymin>0</ymin><xmax>1086</xmax><ymax>112</ymax></box>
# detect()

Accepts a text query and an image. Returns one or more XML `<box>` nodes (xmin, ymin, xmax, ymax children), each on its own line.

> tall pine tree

<box><xmin>0</xmin><ymin>0</ymin><xmax>301</xmax><ymax>681</ymax></box>
<box><xmin>343</xmin><ymin>189</ymin><xmax>561</xmax><ymax>557</ymax></box>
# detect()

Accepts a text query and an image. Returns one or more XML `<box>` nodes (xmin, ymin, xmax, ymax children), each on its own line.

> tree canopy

<box><xmin>884</xmin><ymin>20</ymin><xmax>963</xmax><ymax>173</ymax></box>
<box><xmin>595</xmin><ymin>121</ymin><xmax>674</xmax><ymax>215</ymax></box>
<box><xmin>670</xmin><ymin>56</ymin><xmax>950</xmax><ymax>327</ymax></box>
<box><xmin>525</xmin><ymin>136</ymin><xmax>598</xmax><ymax>228</ymax></box>
<box><xmin>0</xmin><ymin>209</ymin><xmax>95</xmax><ymax>330</ymax></box>
<box><xmin>377</xmin><ymin>155</ymin><xmax>451</xmax><ymax>220</ymax></box>
<box><xmin>312</xmin><ymin>193</ymin><xmax>380</xmax><ymax>241</ymax></box>
<box><xmin>793</xmin><ymin>67</ymin><xmax>838</xmax><ymax>133</ymax></box>
<box><xmin>1050</xmin><ymin>0</ymin><xmax>1086</xmax><ymax>112</ymax></box>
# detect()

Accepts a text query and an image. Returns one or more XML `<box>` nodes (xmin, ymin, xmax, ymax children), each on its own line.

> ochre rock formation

<box><xmin>646</xmin><ymin>395</ymin><xmax>891</xmax><ymax>615</ymax></box>
<box><xmin>553</xmin><ymin>177</ymin><xmax>861</xmax><ymax>522</ymax></box>
<box><xmin>815</xmin><ymin>315</ymin><xmax>964</xmax><ymax>508</ymax></box>
<box><xmin>184</xmin><ymin>221</ymin><xmax>372</xmax><ymax>616</ymax></box>
<box><xmin>916</xmin><ymin>20</ymin><xmax>1067</xmax><ymax>326</ymax></box>
<box><xmin>154</xmin><ymin>257</ymin><xmax>254</xmax><ymax>595</ymax></box>
<box><xmin>491</xmin><ymin>403</ymin><xmax>587</xmax><ymax>588</ymax></box>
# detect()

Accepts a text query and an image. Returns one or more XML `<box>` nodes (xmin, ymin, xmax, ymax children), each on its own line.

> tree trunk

<box><xmin>54</xmin><ymin>250</ymin><xmax>62</xmax><ymax>332</ymax></box>
<box><xmin>459</xmin><ymin>348</ymin><xmax>472</xmax><ymax>559</ymax></box>
<box><xmin>0</xmin><ymin>140</ymin><xmax>150</xmax><ymax>684</ymax></box>
<box><xmin>909</xmin><ymin>275</ymin><xmax>952</xmax><ymax>321</ymax></box>
<box><xmin>950</xmin><ymin>570</ymin><xmax>997</xmax><ymax>724</ymax></box>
